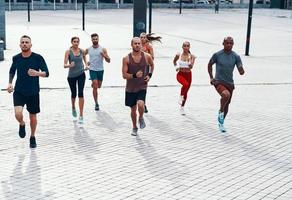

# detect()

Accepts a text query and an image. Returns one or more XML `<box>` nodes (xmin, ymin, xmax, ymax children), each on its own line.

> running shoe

<box><xmin>218</xmin><ymin>111</ymin><xmax>224</xmax><ymax>124</ymax></box>
<box><xmin>72</xmin><ymin>109</ymin><xmax>77</xmax><ymax>118</ymax></box>
<box><xmin>19</xmin><ymin>124</ymin><xmax>26</xmax><ymax>138</ymax></box>
<box><xmin>218</xmin><ymin>123</ymin><xmax>226</xmax><ymax>133</ymax></box>
<box><xmin>139</xmin><ymin>118</ymin><xmax>146</xmax><ymax>129</ymax></box>
<box><xmin>178</xmin><ymin>95</ymin><xmax>184</xmax><ymax>105</ymax></box>
<box><xmin>144</xmin><ymin>105</ymin><xmax>148</xmax><ymax>113</ymax></box>
<box><xmin>131</xmin><ymin>128</ymin><xmax>138</xmax><ymax>136</ymax></box>
<box><xmin>30</xmin><ymin>136</ymin><xmax>37</xmax><ymax>148</ymax></box>
<box><xmin>78</xmin><ymin>116</ymin><xmax>84</xmax><ymax>124</ymax></box>
<box><xmin>95</xmin><ymin>103</ymin><xmax>99</xmax><ymax>111</ymax></box>
<box><xmin>180</xmin><ymin>107</ymin><xmax>186</xmax><ymax>115</ymax></box>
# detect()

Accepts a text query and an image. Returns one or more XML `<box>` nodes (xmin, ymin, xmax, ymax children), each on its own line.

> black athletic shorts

<box><xmin>125</xmin><ymin>90</ymin><xmax>147</xmax><ymax>107</ymax></box>
<box><xmin>13</xmin><ymin>92</ymin><xmax>40</xmax><ymax>114</ymax></box>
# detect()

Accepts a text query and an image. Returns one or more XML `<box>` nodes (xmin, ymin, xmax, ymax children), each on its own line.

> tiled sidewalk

<box><xmin>0</xmin><ymin>84</ymin><xmax>291</xmax><ymax>200</ymax></box>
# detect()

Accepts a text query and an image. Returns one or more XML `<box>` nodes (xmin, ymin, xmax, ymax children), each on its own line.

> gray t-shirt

<box><xmin>210</xmin><ymin>49</ymin><xmax>242</xmax><ymax>85</ymax></box>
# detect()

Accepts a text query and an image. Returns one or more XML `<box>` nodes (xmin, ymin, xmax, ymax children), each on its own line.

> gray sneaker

<box><xmin>131</xmin><ymin>128</ymin><xmax>138</xmax><ymax>136</ymax></box>
<box><xmin>139</xmin><ymin>118</ymin><xmax>146</xmax><ymax>129</ymax></box>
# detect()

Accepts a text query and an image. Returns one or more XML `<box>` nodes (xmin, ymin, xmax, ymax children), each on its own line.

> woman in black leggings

<box><xmin>64</xmin><ymin>36</ymin><xmax>88</xmax><ymax>123</ymax></box>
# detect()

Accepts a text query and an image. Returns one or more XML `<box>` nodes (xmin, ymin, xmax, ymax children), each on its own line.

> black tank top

<box><xmin>126</xmin><ymin>52</ymin><xmax>149</xmax><ymax>93</ymax></box>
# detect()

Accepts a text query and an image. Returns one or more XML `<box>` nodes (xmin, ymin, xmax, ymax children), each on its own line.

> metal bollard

<box><xmin>0</xmin><ymin>40</ymin><xmax>4</xmax><ymax>61</ymax></box>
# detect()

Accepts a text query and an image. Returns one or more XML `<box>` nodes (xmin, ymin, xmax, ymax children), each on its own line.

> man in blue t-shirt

<box><xmin>208</xmin><ymin>37</ymin><xmax>245</xmax><ymax>132</ymax></box>
<box><xmin>7</xmin><ymin>35</ymin><xmax>49</xmax><ymax>148</ymax></box>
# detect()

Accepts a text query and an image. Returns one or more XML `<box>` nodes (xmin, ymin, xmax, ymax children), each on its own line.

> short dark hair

<box><xmin>20</xmin><ymin>35</ymin><xmax>31</xmax><ymax>41</ymax></box>
<box><xmin>91</xmin><ymin>33</ymin><xmax>99</xmax><ymax>38</ymax></box>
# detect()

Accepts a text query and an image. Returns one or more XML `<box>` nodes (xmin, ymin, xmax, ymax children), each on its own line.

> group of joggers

<box><xmin>7</xmin><ymin>33</ymin><xmax>244</xmax><ymax>148</ymax></box>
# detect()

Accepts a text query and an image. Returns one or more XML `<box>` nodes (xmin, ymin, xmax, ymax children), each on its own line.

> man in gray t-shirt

<box><xmin>208</xmin><ymin>37</ymin><xmax>245</xmax><ymax>132</ymax></box>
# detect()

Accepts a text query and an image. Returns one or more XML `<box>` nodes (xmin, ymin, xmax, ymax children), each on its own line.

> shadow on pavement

<box><xmin>73</xmin><ymin>121</ymin><xmax>99</xmax><ymax>161</ymax></box>
<box><xmin>1</xmin><ymin>151</ymin><xmax>54</xmax><ymax>200</ymax></box>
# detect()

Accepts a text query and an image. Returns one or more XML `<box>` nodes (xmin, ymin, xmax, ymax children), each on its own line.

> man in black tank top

<box><xmin>122</xmin><ymin>37</ymin><xmax>154</xmax><ymax>136</ymax></box>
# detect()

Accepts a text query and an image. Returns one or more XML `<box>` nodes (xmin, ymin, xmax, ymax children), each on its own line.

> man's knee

<box><xmin>221</xmin><ymin>90</ymin><xmax>231</xmax><ymax>100</ymax></box>
<box><xmin>30</xmin><ymin>114</ymin><xmax>37</xmax><ymax>124</ymax></box>
<box><xmin>137</xmin><ymin>100</ymin><xmax>144</xmax><ymax>108</ymax></box>
<box><xmin>14</xmin><ymin>106</ymin><xmax>23</xmax><ymax>118</ymax></box>
<box><xmin>131</xmin><ymin>105</ymin><xmax>137</xmax><ymax>114</ymax></box>
<box><xmin>92</xmin><ymin>81</ymin><xmax>98</xmax><ymax>89</ymax></box>
<box><xmin>97</xmin><ymin>81</ymin><xmax>102</xmax><ymax>88</ymax></box>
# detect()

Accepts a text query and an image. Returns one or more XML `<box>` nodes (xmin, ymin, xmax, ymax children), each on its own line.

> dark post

<box><xmin>82</xmin><ymin>1</ymin><xmax>85</xmax><ymax>31</ymax></box>
<box><xmin>215</xmin><ymin>0</ymin><xmax>219</xmax><ymax>13</ymax></box>
<box><xmin>0</xmin><ymin>0</ymin><xmax>6</xmax><ymax>50</ymax></box>
<box><xmin>179</xmin><ymin>0</ymin><xmax>182</xmax><ymax>14</ymax></box>
<box><xmin>245</xmin><ymin>0</ymin><xmax>253</xmax><ymax>56</ymax></box>
<box><xmin>133</xmin><ymin>0</ymin><xmax>147</xmax><ymax>37</ymax></box>
<box><xmin>27</xmin><ymin>0</ymin><xmax>31</xmax><ymax>22</ymax></box>
<box><xmin>149</xmin><ymin>0</ymin><xmax>152</xmax><ymax>34</ymax></box>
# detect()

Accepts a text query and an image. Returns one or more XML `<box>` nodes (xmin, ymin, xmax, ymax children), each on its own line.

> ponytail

<box><xmin>146</xmin><ymin>33</ymin><xmax>162</xmax><ymax>43</ymax></box>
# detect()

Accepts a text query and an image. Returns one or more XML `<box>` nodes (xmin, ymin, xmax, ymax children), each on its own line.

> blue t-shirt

<box><xmin>9</xmin><ymin>52</ymin><xmax>49</xmax><ymax>96</ymax></box>
<box><xmin>210</xmin><ymin>50</ymin><xmax>242</xmax><ymax>85</ymax></box>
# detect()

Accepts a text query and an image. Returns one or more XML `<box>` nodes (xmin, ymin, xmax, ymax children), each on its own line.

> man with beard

<box><xmin>85</xmin><ymin>33</ymin><xmax>111</xmax><ymax>111</ymax></box>
<box><xmin>7</xmin><ymin>35</ymin><xmax>49</xmax><ymax>148</ymax></box>
<box><xmin>122</xmin><ymin>37</ymin><xmax>154</xmax><ymax>136</ymax></box>
<box><xmin>208</xmin><ymin>36</ymin><xmax>245</xmax><ymax>132</ymax></box>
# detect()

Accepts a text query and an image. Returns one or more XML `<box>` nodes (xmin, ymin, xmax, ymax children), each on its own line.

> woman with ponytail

<box><xmin>140</xmin><ymin>32</ymin><xmax>162</xmax><ymax>113</ymax></box>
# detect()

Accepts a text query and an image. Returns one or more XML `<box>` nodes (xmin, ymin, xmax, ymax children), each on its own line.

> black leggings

<box><xmin>67</xmin><ymin>73</ymin><xmax>86</xmax><ymax>98</ymax></box>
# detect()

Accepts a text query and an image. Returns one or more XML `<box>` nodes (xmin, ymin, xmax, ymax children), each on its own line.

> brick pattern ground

<box><xmin>0</xmin><ymin>84</ymin><xmax>291</xmax><ymax>200</ymax></box>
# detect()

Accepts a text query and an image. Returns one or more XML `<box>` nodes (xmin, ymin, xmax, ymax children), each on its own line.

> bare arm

<box><xmin>144</xmin><ymin>54</ymin><xmax>154</xmax><ymax>82</ymax></box>
<box><xmin>208</xmin><ymin>60</ymin><xmax>215</xmax><ymax>85</ymax></box>
<box><xmin>238</xmin><ymin>66</ymin><xmax>245</xmax><ymax>75</ymax></box>
<box><xmin>173</xmin><ymin>53</ymin><xmax>179</xmax><ymax>66</ymax></box>
<box><xmin>122</xmin><ymin>56</ymin><xmax>132</xmax><ymax>80</ymax></box>
<box><xmin>64</xmin><ymin>50</ymin><xmax>73</xmax><ymax>68</ymax></box>
<box><xmin>81</xmin><ymin>49</ymin><xmax>88</xmax><ymax>69</ymax></box>
<box><xmin>189</xmin><ymin>54</ymin><xmax>196</xmax><ymax>69</ymax></box>
<box><xmin>102</xmin><ymin>48</ymin><xmax>111</xmax><ymax>63</ymax></box>
<box><xmin>149</xmin><ymin>45</ymin><xmax>154</xmax><ymax>60</ymax></box>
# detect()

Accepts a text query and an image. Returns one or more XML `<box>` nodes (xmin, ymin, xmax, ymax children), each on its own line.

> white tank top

<box><xmin>177</xmin><ymin>53</ymin><xmax>191</xmax><ymax>68</ymax></box>
<box><xmin>88</xmin><ymin>45</ymin><xmax>104</xmax><ymax>71</ymax></box>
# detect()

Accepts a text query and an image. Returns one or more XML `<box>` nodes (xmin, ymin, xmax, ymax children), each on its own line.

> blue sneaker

<box><xmin>218</xmin><ymin>123</ymin><xmax>226</xmax><ymax>133</ymax></box>
<box><xmin>139</xmin><ymin>118</ymin><xmax>146</xmax><ymax>129</ymax></box>
<box><xmin>218</xmin><ymin>111</ymin><xmax>224</xmax><ymax>124</ymax></box>
<box><xmin>72</xmin><ymin>109</ymin><xmax>77</xmax><ymax>118</ymax></box>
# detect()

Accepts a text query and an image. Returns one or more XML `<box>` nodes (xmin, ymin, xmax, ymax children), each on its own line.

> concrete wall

<box><xmin>0</xmin><ymin>0</ymin><xmax>6</xmax><ymax>49</ymax></box>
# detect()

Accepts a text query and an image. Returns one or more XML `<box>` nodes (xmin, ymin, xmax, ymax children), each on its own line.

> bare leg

<box><xmin>29</xmin><ymin>114</ymin><xmax>37</xmax><ymax>137</ymax></box>
<box><xmin>137</xmin><ymin>100</ymin><xmax>145</xmax><ymax>119</ymax></box>
<box><xmin>79</xmin><ymin>97</ymin><xmax>84</xmax><ymax>117</ymax></box>
<box><xmin>14</xmin><ymin>106</ymin><xmax>25</xmax><ymax>125</ymax></box>
<box><xmin>219</xmin><ymin>90</ymin><xmax>231</xmax><ymax>115</ymax></box>
<box><xmin>71</xmin><ymin>98</ymin><xmax>76</xmax><ymax>110</ymax></box>
<box><xmin>131</xmin><ymin>105</ymin><xmax>138</xmax><ymax>129</ymax></box>
<box><xmin>92</xmin><ymin>80</ymin><xmax>98</xmax><ymax>104</ymax></box>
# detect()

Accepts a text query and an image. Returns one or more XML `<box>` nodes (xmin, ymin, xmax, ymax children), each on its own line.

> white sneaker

<box><xmin>78</xmin><ymin>116</ymin><xmax>84</xmax><ymax>124</ymax></box>
<box><xmin>178</xmin><ymin>95</ymin><xmax>184</xmax><ymax>105</ymax></box>
<box><xmin>180</xmin><ymin>107</ymin><xmax>185</xmax><ymax>115</ymax></box>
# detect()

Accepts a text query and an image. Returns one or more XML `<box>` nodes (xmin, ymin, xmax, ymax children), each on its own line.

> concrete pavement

<box><xmin>0</xmin><ymin>8</ymin><xmax>292</xmax><ymax>200</ymax></box>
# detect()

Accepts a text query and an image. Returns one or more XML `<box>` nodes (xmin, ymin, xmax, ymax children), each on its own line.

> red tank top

<box><xmin>126</xmin><ymin>52</ymin><xmax>149</xmax><ymax>93</ymax></box>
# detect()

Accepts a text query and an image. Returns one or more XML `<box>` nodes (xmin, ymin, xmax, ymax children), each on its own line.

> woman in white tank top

<box><xmin>173</xmin><ymin>41</ymin><xmax>196</xmax><ymax>115</ymax></box>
